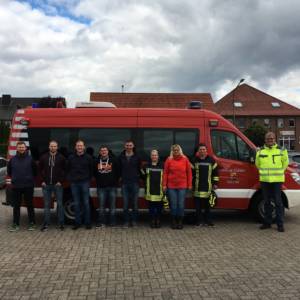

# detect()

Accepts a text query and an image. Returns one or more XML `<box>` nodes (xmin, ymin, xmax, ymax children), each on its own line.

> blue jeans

<box><xmin>168</xmin><ymin>189</ymin><xmax>187</xmax><ymax>217</ymax></box>
<box><xmin>122</xmin><ymin>183</ymin><xmax>139</xmax><ymax>223</ymax></box>
<box><xmin>42</xmin><ymin>184</ymin><xmax>64</xmax><ymax>226</ymax></box>
<box><xmin>71</xmin><ymin>180</ymin><xmax>91</xmax><ymax>226</ymax></box>
<box><xmin>261</xmin><ymin>182</ymin><xmax>283</xmax><ymax>226</ymax></box>
<box><xmin>97</xmin><ymin>187</ymin><xmax>116</xmax><ymax>225</ymax></box>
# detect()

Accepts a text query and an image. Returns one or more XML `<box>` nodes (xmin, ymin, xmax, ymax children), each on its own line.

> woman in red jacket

<box><xmin>163</xmin><ymin>144</ymin><xmax>192</xmax><ymax>229</ymax></box>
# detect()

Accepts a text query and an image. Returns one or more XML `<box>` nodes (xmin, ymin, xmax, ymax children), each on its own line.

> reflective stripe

<box><xmin>12</xmin><ymin>132</ymin><xmax>28</xmax><ymax>138</ymax></box>
<box><xmin>194</xmin><ymin>191</ymin><xmax>210</xmax><ymax>198</ymax></box>
<box><xmin>259</xmin><ymin>167</ymin><xmax>283</xmax><ymax>171</ymax></box>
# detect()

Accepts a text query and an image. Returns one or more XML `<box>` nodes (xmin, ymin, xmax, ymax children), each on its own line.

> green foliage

<box><xmin>0</xmin><ymin>121</ymin><xmax>10</xmax><ymax>156</ymax></box>
<box><xmin>244</xmin><ymin>124</ymin><xmax>267</xmax><ymax>147</ymax></box>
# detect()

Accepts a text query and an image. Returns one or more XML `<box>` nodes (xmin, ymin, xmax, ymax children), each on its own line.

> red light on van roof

<box><xmin>209</xmin><ymin>119</ymin><xmax>218</xmax><ymax>127</ymax></box>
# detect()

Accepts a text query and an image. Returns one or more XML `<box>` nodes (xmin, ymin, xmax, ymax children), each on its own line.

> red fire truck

<box><xmin>5</xmin><ymin>102</ymin><xmax>300</xmax><ymax>222</ymax></box>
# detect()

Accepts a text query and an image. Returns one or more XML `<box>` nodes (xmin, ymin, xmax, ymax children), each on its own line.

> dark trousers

<box><xmin>149</xmin><ymin>201</ymin><xmax>163</xmax><ymax>218</ymax></box>
<box><xmin>195</xmin><ymin>197</ymin><xmax>211</xmax><ymax>223</ymax></box>
<box><xmin>12</xmin><ymin>187</ymin><xmax>35</xmax><ymax>226</ymax></box>
<box><xmin>261</xmin><ymin>182</ymin><xmax>283</xmax><ymax>227</ymax></box>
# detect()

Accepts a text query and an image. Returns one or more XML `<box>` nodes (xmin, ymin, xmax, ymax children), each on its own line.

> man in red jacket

<box><xmin>163</xmin><ymin>144</ymin><xmax>192</xmax><ymax>229</ymax></box>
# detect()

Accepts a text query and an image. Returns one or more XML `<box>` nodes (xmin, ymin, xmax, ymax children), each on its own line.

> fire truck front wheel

<box><xmin>251</xmin><ymin>193</ymin><xmax>285</xmax><ymax>223</ymax></box>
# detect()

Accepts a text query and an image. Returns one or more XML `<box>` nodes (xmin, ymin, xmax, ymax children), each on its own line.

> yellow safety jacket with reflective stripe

<box><xmin>255</xmin><ymin>144</ymin><xmax>289</xmax><ymax>183</ymax></box>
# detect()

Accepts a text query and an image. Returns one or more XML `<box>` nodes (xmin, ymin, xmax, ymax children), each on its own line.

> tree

<box><xmin>0</xmin><ymin>121</ymin><xmax>10</xmax><ymax>156</ymax></box>
<box><xmin>244</xmin><ymin>124</ymin><xmax>267</xmax><ymax>147</ymax></box>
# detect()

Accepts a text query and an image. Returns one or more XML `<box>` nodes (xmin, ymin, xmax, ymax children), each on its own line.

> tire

<box><xmin>63</xmin><ymin>193</ymin><xmax>94</xmax><ymax>223</ymax></box>
<box><xmin>251</xmin><ymin>193</ymin><xmax>285</xmax><ymax>223</ymax></box>
<box><xmin>63</xmin><ymin>196</ymin><xmax>76</xmax><ymax>223</ymax></box>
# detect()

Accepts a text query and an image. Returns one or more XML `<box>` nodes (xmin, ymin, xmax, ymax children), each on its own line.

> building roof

<box><xmin>90</xmin><ymin>92</ymin><xmax>215</xmax><ymax>111</ymax></box>
<box><xmin>215</xmin><ymin>84</ymin><xmax>300</xmax><ymax>116</ymax></box>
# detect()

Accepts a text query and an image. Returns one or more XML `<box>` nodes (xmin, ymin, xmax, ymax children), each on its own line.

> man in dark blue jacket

<box><xmin>119</xmin><ymin>140</ymin><xmax>141</xmax><ymax>227</ymax></box>
<box><xmin>67</xmin><ymin>140</ymin><xmax>94</xmax><ymax>230</ymax></box>
<box><xmin>7</xmin><ymin>141</ymin><xmax>37</xmax><ymax>231</ymax></box>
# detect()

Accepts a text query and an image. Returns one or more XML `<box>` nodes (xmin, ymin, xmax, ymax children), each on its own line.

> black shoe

<box><xmin>177</xmin><ymin>217</ymin><xmax>183</xmax><ymax>230</ymax></box>
<box><xmin>259</xmin><ymin>224</ymin><xmax>271</xmax><ymax>230</ymax></box>
<box><xmin>40</xmin><ymin>225</ymin><xmax>48</xmax><ymax>232</ymax></box>
<box><xmin>85</xmin><ymin>224</ymin><xmax>92</xmax><ymax>230</ymax></box>
<box><xmin>72</xmin><ymin>224</ymin><xmax>80</xmax><ymax>230</ymax></box>
<box><xmin>156</xmin><ymin>218</ymin><xmax>161</xmax><ymax>228</ymax></box>
<box><xmin>277</xmin><ymin>226</ymin><xmax>285</xmax><ymax>232</ymax></box>
<box><xmin>150</xmin><ymin>218</ymin><xmax>155</xmax><ymax>228</ymax></box>
<box><xmin>206</xmin><ymin>222</ymin><xmax>215</xmax><ymax>227</ymax></box>
<box><xmin>59</xmin><ymin>225</ymin><xmax>64</xmax><ymax>231</ymax></box>
<box><xmin>171</xmin><ymin>217</ymin><xmax>177</xmax><ymax>229</ymax></box>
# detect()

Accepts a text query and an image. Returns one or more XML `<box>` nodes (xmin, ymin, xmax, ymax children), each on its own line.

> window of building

<box><xmin>252</xmin><ymin>118</ymin><xmax>258</xmax><ymax>125</ymax></box>
<box><xmin>271</xmin><ymin>102</ymin><xmax>280</xmax><ymax>108</ymax></box>
<box><xmin>279</xmin><ymin>136</ymin><xmax>295</xmax><ymax>151</ymax></box>
<box><xmin>264</xmin><ymin>119</ymin><xmax>270</xmax><ymax>127</ymax></box>
<box><xmin>235</xmin><ymin>118</ymin><xmax>246</xmax><ymax>129</ymax></box>
<box><xmin>289</xmin><ymin>119</ymin><xmax>295</xmax><ymax>127</ymax></box>
<box><xmin>234</xmin><ymin>102</ymin><xmax>243</xmax><ymax>107</ymax></box>
<box><xmin>277</xmin><ymin>118</ymin><xmax>284</xmax><ymax>128</ymax></box>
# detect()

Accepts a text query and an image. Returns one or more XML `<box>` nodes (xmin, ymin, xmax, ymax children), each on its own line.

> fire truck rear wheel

<box><xmin>252</xmin><ymin>193</ymin><xmax>285</xmax><ymax>223</ymax></box>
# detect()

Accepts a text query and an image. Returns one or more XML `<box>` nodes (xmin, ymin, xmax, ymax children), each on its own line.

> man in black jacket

<box><xmin>39</xmin><ymin>140</ymin><xmax>66</xmax><ymax>231</ymax></box>
<box><xmin>95</xmin><ymin>146</ymin><xmax>119</xmax><ymax>227</ymax></box>
<box><xmin>119</xmin><ymin>140</ymin><xmax>141</xmax><ymax>227</ymax></box>
<box><xmin>67</xmin><ymin>140</ymin><xmax>94</xmax><ymax>230</ymax></box>
<box><xmin>7</xmin><ymin>141</ymin><xmax>37</xmax><ymax>231</ymax></box>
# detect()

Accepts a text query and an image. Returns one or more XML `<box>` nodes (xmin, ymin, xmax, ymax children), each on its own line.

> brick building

<box><xmin>215</xmin><ymin>84</ymin><xmax>300</xmax><ymax>151</ymax></box>
<box><xmin>90</xmin><ymin>92</ymin><xmax>215</xmax><ymax>111</ymax></box>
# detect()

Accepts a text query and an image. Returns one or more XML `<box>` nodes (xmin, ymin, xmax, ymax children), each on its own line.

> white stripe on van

<box><xmin>9</xmin><ymin>150</ymin><xmax>16</xmax><ymax>156</ymax></box>
<box><xmin>10</xmin><ymin>141</ymin><xmax>29</xmax><ymax>146</ymax></box>
<box><xmin>215</xmin><ymin>189</ymin><xmax>256</xmax><ymax>199</ymax></box>
<box><xmin>12</xmin><ymin>132</ymin><xmax>28</xmax><ymax>138</ymax></box>
<box><xmin>13</xmin><ymin>124</ymin><xmax>27</xmax><ymax>130</ymax></box>
<box><xmin>17</xmin><ymin>110</ymin><xmax>25</xmax><ymax>114</ymax></box>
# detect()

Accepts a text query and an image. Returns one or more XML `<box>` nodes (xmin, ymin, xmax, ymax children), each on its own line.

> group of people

<box><xmin>7</xmin><ymin>139</ymin><xmax>219</xmax><ymax>231</ymax></box>
<box><xmin>7</xmin><ymin>131</ymin><xmax>288</xmax><ymax>233</ymax></box>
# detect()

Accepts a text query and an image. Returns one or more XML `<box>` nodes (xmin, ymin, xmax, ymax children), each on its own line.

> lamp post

<box><xmin>232</xmin><ymin>78</ymin><xmax>245</xmax><ymax>126</ymax></box>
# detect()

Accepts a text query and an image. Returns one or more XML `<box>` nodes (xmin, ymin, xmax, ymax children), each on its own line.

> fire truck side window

<box><xmin>211</xmin><ymin>130</ymin><xmax>252</xmax><ymax>162</ymax></box>
<box><xmin>78</xmin><ymin>128</ymin><xmax>131</xmax><ymax>157</ymax></box>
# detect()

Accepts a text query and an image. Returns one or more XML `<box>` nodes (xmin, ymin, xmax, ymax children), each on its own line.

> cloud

<box><xmin>0</xmin><ymin>0</ymin><xmax>300</xmax><ymax>107</ymax></box>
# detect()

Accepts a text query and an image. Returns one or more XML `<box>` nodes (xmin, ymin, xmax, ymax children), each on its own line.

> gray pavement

<box><xmin>0</xmin><ymin>190</ymin><xmax>300</xmax><ymax>300</ymax></box>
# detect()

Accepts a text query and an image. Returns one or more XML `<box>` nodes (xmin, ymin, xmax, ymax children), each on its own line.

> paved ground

<box><xmin>0</xmin><ymin>190</ymin><xmax>300</xmax><ymax>299</ymax></box>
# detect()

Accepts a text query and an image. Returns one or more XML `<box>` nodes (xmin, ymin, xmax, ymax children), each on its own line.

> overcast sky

<box><xmin>0</xmin><ymin>0</ymin><xmax>300</xmax><ymax>107</ymax></box>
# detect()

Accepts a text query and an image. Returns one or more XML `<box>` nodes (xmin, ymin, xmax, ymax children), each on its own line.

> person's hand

<box><xmin>56</xmin><ymin>182</ymin><xmax>62</xmax><ymax>186</ymax></box>
<box><xmin>213</xmin><ymin>184</ymin><xmax>218</xmax><ymax>190</ymax></box>
<box><xmin>41</xmin><ymin>182</ymin><xmax>46</xmax><ymax>187</ymax></box>
<box><xmin>163</xmin><ymin>186</ymin><xmax>167</xmax><ymax>193</ymax></box>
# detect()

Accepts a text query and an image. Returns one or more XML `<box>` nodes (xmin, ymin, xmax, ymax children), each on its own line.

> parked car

<box><xmin>288</xmin><ymin>152</ymin><xmax>300</xmax><ymax>172</ymax></box>
<box><xmin>0</xmin><ymin>157</ymin><xmax>7</xmax><ymax>189</ymax></box>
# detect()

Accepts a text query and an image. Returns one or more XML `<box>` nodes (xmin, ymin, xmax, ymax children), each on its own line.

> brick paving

<box><xmin>0</xmin><ymin>190</ymin><xmax>300</xmax><ymax>299</ymax></box>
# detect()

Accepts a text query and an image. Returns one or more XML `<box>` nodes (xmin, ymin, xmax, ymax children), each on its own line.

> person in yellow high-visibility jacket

<box><xmin>255</xmin><ymin>132</ymin><xmax>289</xmax><ymax>232</ymax></box>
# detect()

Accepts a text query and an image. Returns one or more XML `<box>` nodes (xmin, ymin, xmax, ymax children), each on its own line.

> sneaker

<box><xmin>123</xmin><ymin>222</ymin><xmax>130</xmax><ymax>228</ymax></box>
<box><xmin>9</xmin><ymin>224</ymin><xmax>20</xmax><ymax>232</ymax></box>
<box><xmin>40</xmin><ymin>225</ymin><xmax>48</xmax><ymax>232</ymax></box>
<box><xmin>28</xmin><ymin>223</ymin><xmax>36</xmax><ymax>231</ymax></box>
<box><xmin>72</xmin><ymin>224</ymin><xmax>80</xmax><ymax>230</ymax></box>
<box><xmin>259</xmin><ymin>224</ymin><xmax>271</xmax><ymax>230</ymax></box>
<box><xmin>277</xmin><ymin>226</ymin><xmax>285</xmax><ymax>232</ymax></box>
